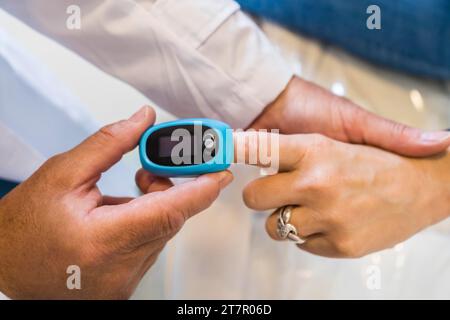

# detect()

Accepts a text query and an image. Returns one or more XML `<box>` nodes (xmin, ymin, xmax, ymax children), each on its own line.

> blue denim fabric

<box><xmin>237</xmin><ymin>0</ymin><xmax>450</xmax><ymax>80</ymax></box>
<box><xmin>0</xmin><ymin>179</ymin><xmax>18</xmax><ymax>198</ymax></box>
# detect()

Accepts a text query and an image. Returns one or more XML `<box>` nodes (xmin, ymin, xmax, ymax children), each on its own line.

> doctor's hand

<box><xmin>0</xmin><ymin>107</ymin><xmax>232</xmax><ymax>299</ymax></box>
<box><xmin>239</xmin><ymin>132</ymin><xmax>450</xmax><ymax>258</ymax></box>
<box><xmin>251</xmin><ymin>76</ymin><xmax>450</xmax><ymax>157</ymax></box>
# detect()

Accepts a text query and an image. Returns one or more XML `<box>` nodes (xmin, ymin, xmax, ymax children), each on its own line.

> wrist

<box><xmin>249</xmin><ymin>76</ymin><xmax>296</xmax><ymax>132</ymax></box>
<box><xmin>419</xmin><ymin>153</ymin><xmax>450</xmax><ymax>225</ymax></box>
<box><xmin>434</xmin><ymin>156</ymin><xmax>450</xmax><ymax>219</ymax></box>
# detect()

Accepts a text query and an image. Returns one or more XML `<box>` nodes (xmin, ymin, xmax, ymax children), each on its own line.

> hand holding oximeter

<box><xmin>139</xmin><ymin>119</ymin><xmax>234</xmax><ymax>177</ymax></box>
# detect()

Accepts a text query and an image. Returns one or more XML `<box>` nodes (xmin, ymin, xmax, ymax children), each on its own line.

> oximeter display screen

<box><xmin>158</xmin><ymin>136</ymin><xmax>184</xmax><ymax>158</ymax></box>
<box><xmin>146</xmin><ymin>124</ymin><xmax>218</xmax><ymax>166</ymax></box>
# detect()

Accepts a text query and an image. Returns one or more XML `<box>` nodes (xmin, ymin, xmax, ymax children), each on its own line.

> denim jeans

<box><xmin>237</xmin><ymin>0</ymin><xmax>450</xmax><ymax>80</ymax></box>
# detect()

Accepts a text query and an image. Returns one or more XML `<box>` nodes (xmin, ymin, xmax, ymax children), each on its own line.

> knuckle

<box><xmin>42</xmin><ymin>154</ymin><xmax>63</xmax><ymax>169</ymax></box>
<box><xmin>310</xmin><ymin>134</ymin><xmax>332</xmax><ymax>150</ymax></box>
<box><xmin>163</xmin><ymin>212</ymin><xmax>185</xmax><ymax>236</ymax></box>
<box><xmin>242</xmin><ymin>185</ymin><xmax>258</xmax><ymax>209</ymax></box>
<box><xmin>321</xmin><ymin>207</ymin><xmax>346</xmax><ymax>227</ymax></box>
<box><xmin>98</xmin><ymin>122</ymin><xmax>122</xmax><ymax>142</ymax></box>
<box><xmin>326</xmin><ymin>213</ymin><xmax>344</xmax><ymax>228</ymax></box>
<box><xmin>40</xmin><ymin>154</ymin><xmax>66</xmax><ymax>181</ymax></box>
<box><xmin>158</xmin><ymin>202</ymin><xmax>186</xmax><ymax>237</ymax></box>
<box><xmin>291</xmin><ymin>173</ymin><xmax>308</xmax><ymax>194</ymax></box>
<box><xmin>206</xmin><ymin>180</ymin><xmax>221</xmax><ymax>204</ymax></box>
<box><xmin>333</xmin><ymin>235</ymin><xmax>364</xmax><ymax>258</ymax></box>
<box><xmin>303</xmin><ymin>169</ymin><xmax>333</xmax><ymax>196</ymax></box>
<box><xmin>296</xmin><ymin>226</ymin><xmax>311</xmax><ymax>239</ymax></box>
<box><xmin>265</xmin><ymin>215</ymin><xmax>279</xmax><ymax>240</ymax></box>
<box><xmin>390</xmin><ymin>121</ymin><xmax>410</xmax><ymax>138</ymax></box>
<box><xmin>96</xmin><ymin>120</ymin><xmax>130</xmax><ymax>146</ymax></box>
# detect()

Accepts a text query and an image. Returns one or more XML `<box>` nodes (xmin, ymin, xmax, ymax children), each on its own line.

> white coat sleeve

<box><xmin>0</xmin><ymin>0</ymin><xmax>293</xmax><ymax>128</ymax></box>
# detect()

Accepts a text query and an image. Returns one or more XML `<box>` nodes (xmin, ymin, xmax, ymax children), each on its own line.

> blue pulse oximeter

<box><xmin>139</xmin><ymin>119</ymin><xmax>234</xmax><ymax>177</ymax></box>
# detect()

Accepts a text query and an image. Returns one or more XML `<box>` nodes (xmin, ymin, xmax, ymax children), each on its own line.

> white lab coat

<box><xmin>0</xmin><ymin>0</ymin><xmax>291</xmax><ymax>129</ymax></box>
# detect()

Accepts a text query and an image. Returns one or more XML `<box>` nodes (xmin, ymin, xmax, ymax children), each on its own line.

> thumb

<box><xmin>341</xmin><ymin>105</ymin><xmax>450</xmax><ymax>157</ymax></box>
<box><xmin>64</xmin><ymin>106</ymin><xmax>155</xmax><ymax>187</ymax></box>
<box><xmin>97</xmin><ymin>171</ymin><xmax>234</xmax><ymax>246</ymax></box>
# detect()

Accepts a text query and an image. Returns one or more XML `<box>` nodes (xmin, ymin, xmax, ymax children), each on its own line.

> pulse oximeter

<box><xmin>139</xmin><ymin>119</ymin><xmax>234</xmax><ymax>177</ymax></box>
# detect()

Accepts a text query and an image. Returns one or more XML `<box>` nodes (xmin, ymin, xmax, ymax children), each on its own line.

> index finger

<box><xmin>233</xmin><ymin>131</ymin><xmax>310</xmax><ymax>172</ymax></box>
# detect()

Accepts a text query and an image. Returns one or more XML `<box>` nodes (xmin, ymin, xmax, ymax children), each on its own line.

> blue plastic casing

<box><xmin>139</xmin><ymin>119</ymin><xmax>234</xmax><ymax>177</ymax></box>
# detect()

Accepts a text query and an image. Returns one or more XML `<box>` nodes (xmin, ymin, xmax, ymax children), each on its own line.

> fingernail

<box><xmin>129</xmin><ymin>107</ymin><xmax>148</xmax><ymax>123</ymax></box>
<box><xmin>421</xmin><ymin>131</ymin><xmax>450</xmax><ymax>143</ymax></box>
<box><xmin>218</xmin><ymin>171</ymin><xmax>233</xmax><ymax>189</ymax></box>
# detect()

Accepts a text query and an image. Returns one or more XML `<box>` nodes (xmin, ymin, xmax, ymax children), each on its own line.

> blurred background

<box><xmin>1</xmin><ymin>5</ymin><xmax>449</xmax><ymax>299</ymax></box>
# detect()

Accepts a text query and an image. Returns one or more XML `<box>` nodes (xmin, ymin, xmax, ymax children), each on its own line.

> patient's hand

<box><xmin>251</xmin><ymin>76</ymin><xmax>450</xmax><ymax>157</ymax></box>
<box><xmin>239</xmin><ymin>132</ymin><xmax>450</xmax><ymax>258</ymax></box>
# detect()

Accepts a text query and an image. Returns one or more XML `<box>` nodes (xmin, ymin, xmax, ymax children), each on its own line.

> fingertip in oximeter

<box><xmin>139</xmin><ymin>119</ymin><xmax>234</xmax><ymax>177</ymax></box>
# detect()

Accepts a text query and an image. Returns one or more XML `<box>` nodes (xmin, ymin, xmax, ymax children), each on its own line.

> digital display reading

<box><xmin>158</xmin><ymin>136</ymin><xmax>189</xmax><ymax>158</ymax></box>
<box><xmin>146</xmin><ymin>125</ymin><xmax>218</xmax><ymax>167</ymax></box>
